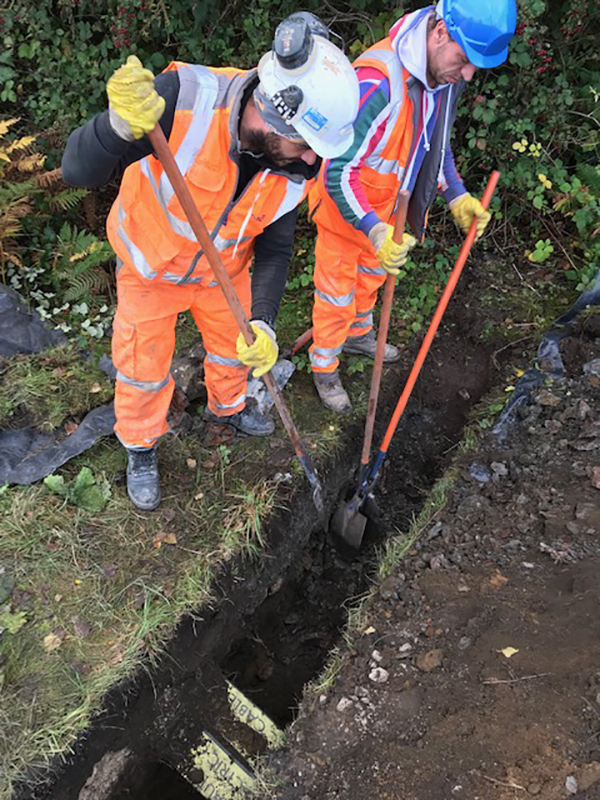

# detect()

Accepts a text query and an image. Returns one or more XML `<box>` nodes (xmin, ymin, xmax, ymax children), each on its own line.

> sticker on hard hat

<box><xmin>302</xmin><ymin>108</ymin><xmax>328</xmax><ymax>131</ymax></box>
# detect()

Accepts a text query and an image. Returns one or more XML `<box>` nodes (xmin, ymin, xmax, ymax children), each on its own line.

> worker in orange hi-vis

<box><xmin>63</xmin><ymin>13</ymin><xmax>359</xmax><ymax>511</ymax></box>
<box><xmin>308</xmin><ymin>0</ymin><xmax>517</xmax><ymax>413</ymax></box>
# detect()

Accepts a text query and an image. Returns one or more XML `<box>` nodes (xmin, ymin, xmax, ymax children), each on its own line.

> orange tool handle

<box><xmin>379</xmin><ymin>170</ymin><xmax>500</xmax><ymax>454</ymax></box>
<box><xmin>360</xmin><ymin>190</ymin><xmax>410</xmax><ymax>466</ymax></box>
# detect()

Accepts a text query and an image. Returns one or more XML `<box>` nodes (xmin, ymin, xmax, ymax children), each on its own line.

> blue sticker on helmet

<box><xmin>302</xmin><ymin>107</ymin><xmax>328</xmax><ymax>131</ymax></box>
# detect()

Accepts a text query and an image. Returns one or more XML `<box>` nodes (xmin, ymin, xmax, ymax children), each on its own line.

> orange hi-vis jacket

<box><xmin>107</xmin><ymin>62</ymin><xmax>312</xmax><ymax>287</ymax></box>
<box><xmin>309</xmin><ymin>36</ymin><xmax>464</xmax><ymax>242</ymax></box>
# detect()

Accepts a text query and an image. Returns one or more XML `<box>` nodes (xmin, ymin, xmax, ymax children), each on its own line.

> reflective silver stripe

<box><xmin>172</xmin><ymin>65</ymin><xmax>219</xmax><ymax>178</ymax></box>
<box><xmin>313</xmin><ymin>344</ymin><xmax>343</xmax><ymax>357</ymax></box>
<box><xmin>207</xmin><ymin>280</ymin><xmax>220</xmax><ymax>288</ymax></box>
<box><xmin>214</xmin><ymin>234</ymin><xmax>251</xmax><ymax>252</ymax></box>
<box><xmin>141</xmin><ymin>160</ymin><xmax>197</xmax><ymax>241</ymax></box>
<box><xmin>351</xmin><ymin>312</ymin><xmax>373</xmax><ymax>329</ymax></box>
<box><xmin>269</xmin><ymin>178</ymin><xmax>307</xmax><ymax>225</ymax></box>
<box><xmin>364</xmin><ymin>155</ymin><xmax>399</xmax><ymax>175</ymax></box>
<box><xmin>116</xmin><ymin>370</ymin><xmax>171</xmax><ymax>393</ymax></box>
<box><xmin>216</xmin><ymin>393</ymin><xmax>246</xmax><ymax>410</ymax></box>
<box><xmin>315</xmin><ymin>288</ymin><xmax>355</xmax><ymax>307</ymax></box>
<box><xmin>358</xmin><ymin>264</ymin><xmax>386</xmax><ymax>276</ymax></box>
<box><xmin>117</xmin><ymin>203</ymin><xmax>158</xmax><ymax>280</ymax></box>
<box><xmin>310</xmin><ymin>352</ymin><xmax>338</xmax><ymax>368</ymax></box>
<box><xmin>116</xmin><ymin>257</ymin><xmax>124</xmax><ymax>275</ymax></box>
<box><xmin>161</xmin><ymin>271</ymin><xmax>203</xmax><ymax>284</ymax></box>
<box><xmin>206</xmin><ymin>353</ymin><xmax>244</xmax><ymax>368</ymax></box>
<box><xmin>356</xmin><ymin>309</ymin><xmax>372</xmax><ymax>318</ymax></box>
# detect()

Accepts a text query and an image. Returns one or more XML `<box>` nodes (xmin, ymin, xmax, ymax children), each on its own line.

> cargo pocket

<box><xmin>112</xmin><ymin>313</ymin><xmax>137</xmax><ymax>379</ymax></box>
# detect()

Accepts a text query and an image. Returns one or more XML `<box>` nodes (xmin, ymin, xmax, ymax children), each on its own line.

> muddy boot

<box><xmin>126</xmin><ymin>445</ymin><xmax>160</xmax><ymax>511</ymax></box>
<box><xmin>314</xmin><ymin>371</ymin><xmax>352</xmax><ymax>414</ymax></box>
<box><xmin>343</xmin><ymin>329</ymin><xmax>399</xmax><ymax>362</ymax></box>
<box><xmin>205</xmin><ymin>406</ymin><xmax>275</xmax><ymax>436</ymax></box>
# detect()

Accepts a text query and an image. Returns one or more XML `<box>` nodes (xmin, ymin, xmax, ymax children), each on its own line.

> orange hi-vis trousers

<box><xmin>309</xmin><ymin>222</ymin><xmax>387</xmax><ymax>374</ymax></box>
<box><xmin>112</xmin><ymin>258</ymin><xmax>250</xmax><ymax>449</ymax></box>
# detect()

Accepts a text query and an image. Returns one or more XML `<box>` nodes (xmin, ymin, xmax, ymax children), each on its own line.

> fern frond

<box><xmin>49</xmin><ymin>187</ymin><xmax>88</xmax><ymax>212</ymax></box>
<box><xmin>63</xmin><ymin>268</ymin><xmax>112</xmax><ymax>302</ymax></box>
<box><xmin>0</xmin><ymin>118</ymin><xmax>20</xmax><ymax>136</ymax></box>
<box><xmin>6</xmin><ymin>135</ymin><xmax>37</xmax><ymax>154</ymax></box>
<box><xmin>576</xmin><ymin>163</ymin><xmax>600</xmax><ymax>197</ymax></box>
<box><xmin>15</xmin><ymin>153</ymin><xmax>46</xmax><ymax>172</ymax></box>
<box><xmin>34</xmin><ymin>167</ymin><xmax>63</xmax><ymax>189</ymax></box>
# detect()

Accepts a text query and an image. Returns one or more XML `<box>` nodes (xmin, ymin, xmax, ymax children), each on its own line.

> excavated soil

<box><xmin>273</xmin><ymin>325</ymin><xmax>600</xmax><ymax>800</ymax></box>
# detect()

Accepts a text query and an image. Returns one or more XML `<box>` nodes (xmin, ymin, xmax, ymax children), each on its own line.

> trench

<box><xmin>21</xmin><ymin>298</ymin><xmax>501</xmax><ymax>800</ymax></box>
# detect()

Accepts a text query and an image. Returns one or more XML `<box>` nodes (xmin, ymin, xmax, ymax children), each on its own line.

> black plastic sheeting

<box><xmin>0</xmin><ymin>285</ymin><xmax>65</xmax><ymax>357</ymax></box>
<box><xmin>0</xmin><ymin>404</ymin><xmax>116</xmax><ymax>485</ymax></box>
<box><xmin>0</xmin><ymin>286</ymin><xmax>115</xmax><ymax>485</ymax></box>
<box><xmin>493</xmin><ymin>272</ymin><xmax>600</xmax><ymax>440</ymax></box>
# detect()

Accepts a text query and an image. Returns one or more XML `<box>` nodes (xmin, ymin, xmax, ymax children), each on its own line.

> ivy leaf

<box><xmin>44</xmin><ymin>474</ymin><xmax>67</xmax><ymax>496</ymax></box>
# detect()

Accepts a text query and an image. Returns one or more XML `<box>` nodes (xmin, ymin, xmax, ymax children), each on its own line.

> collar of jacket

<box><xmin>227</xmin><ymin>69</ymin><xmax>321</xmax><ymax>184</ymax></box>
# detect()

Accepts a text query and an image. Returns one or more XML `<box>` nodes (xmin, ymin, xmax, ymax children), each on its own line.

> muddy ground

<box><xmin>273</xmin><ymin>323</ymin><xmax>600</xmax><ymax>800</ymax></box>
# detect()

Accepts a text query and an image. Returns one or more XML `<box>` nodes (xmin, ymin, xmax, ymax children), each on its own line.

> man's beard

<box><xmin>242</xmin><ymin>128</ymin><xmax>295</xmax><ymax>168</ymax></box>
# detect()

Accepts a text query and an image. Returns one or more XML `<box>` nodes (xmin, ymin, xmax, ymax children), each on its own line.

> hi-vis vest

<box><xmin>107</xmin><ymin>63</ymin><xmax>312</xmax><ymax>285</ymax></box>
<box><xmin>312</xmin><ymin>37</ymin><xmax>464</xmax><ymax>241</ymax></box>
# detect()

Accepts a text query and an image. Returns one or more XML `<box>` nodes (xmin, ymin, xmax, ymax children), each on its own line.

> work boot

<box><xmin>126</xmin><ymin>445</ymin><xmax>160</xmax><ymax>511</ymax></box>
<box><xmin>205</xmin><ymin>406</ymin><xmax>275</xmax><ymax>436</ymax></box>
<box><xmin>343</xmin><ymin>329</ymin><xmax>399</xmax><ymax>362</ymax></box>
<box><xmin>314</xmin><ymin>371</ymin><xmax>352</xmax><ymax>414</ymax></box>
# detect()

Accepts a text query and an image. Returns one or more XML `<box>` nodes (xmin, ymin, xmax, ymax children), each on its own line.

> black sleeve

<box><xmin>251</xmin><ymin>207</ymin><xmax>299</xmax><ymax>329</ymax></box>
<box><xmin>61</xmin><ymin>72</ymin><xmax>180</xmax><ymax>187</ymax></box>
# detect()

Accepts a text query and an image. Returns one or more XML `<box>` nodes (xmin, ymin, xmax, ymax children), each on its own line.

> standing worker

<box><xmin>309</xmin><ymin>0</ymin><xmax>517</xmax><ymax>412</ymax></box>
<box><xmin>62</xmin><ymin>13</ymin><xmax>359</xmax><ymax>510</ymax></box>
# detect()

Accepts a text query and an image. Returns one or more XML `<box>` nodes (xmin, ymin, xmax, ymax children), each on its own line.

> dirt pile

<box><xmin>274</xmin><ymin>334</ymin><xmax>600</xmax><ymax>800</ymax></box>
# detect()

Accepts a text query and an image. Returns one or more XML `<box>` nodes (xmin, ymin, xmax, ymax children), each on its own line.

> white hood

<box><xmin>391</xmin><ymin>5</ymin><xmax>449</xmax><ymax>94</ymax></box>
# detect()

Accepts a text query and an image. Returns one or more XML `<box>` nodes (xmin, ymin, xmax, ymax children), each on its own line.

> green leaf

<box><xmin>0</xmin><ymin>607</ymin><xmax>27</xmax><ymax>634</ymax></box>
<box><xmin>44</xmin><ymin>474</ymin><xmax>67</xmax><ymax>496</ymax></box>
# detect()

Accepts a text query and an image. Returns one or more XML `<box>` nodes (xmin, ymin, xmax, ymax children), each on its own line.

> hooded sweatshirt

<box><xmin>323</xmin><ymin>5</ymin><xmax>466</xmax><ymax>236</ymax></box>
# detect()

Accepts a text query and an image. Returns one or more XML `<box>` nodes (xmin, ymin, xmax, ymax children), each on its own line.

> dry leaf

<box><xmin>194</xmin><ymin>492</ymin><xmax>204</xmax><ymax>501</ymax></box>
<box><xmin>43</xmin><ymin>631</ymin><xmax>64</xmax><ymax>653</ymax></box>
<box><xmin>186</xmin><ymin>458</ymin><xmax>197</xmax><ymax>470</ymax></box>
<box><xmin>498</xmin><ymin>646</ymin><xmax>519</xmax><ymax>658</ymax></box>
<box><xmin>152</xmin><ymin>531</ymin><xmax>177</xmax><ymax>548</ymax></box>
<box><xmin>489</xmin><ymin>571</ymin><xmax>509</xmax><ymax>589</ymax></box>
<box><xmin>64</xmin><ymin>420</ymin><xmax>79</xmax><ymax>435</ymax></box>
<box><xmin>71</xmin><ymin>617</ymin><xmax>91</xmax><ymax>638</ymax></box>
<box><xmin>90</xmin><ymin>382</ymin><xmax>102</xmax><ymax>394</ymax></box>
<box><xmin>163</xmin><ymin>532</ymin><xmax>177</xmax><ymax>545</ymax></box>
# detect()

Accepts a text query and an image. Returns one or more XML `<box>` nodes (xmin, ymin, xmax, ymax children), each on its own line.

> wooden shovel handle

<box><xmin>360</xmin><ymin>190</ymin><xmax>411</xmax><ymax>466</ymax></box>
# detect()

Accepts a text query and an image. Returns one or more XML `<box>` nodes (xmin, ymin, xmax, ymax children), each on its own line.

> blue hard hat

<box><xmin>437</xmin><ymin>0</ymin><xmax>517</xmax><ymax>68</ymax></box>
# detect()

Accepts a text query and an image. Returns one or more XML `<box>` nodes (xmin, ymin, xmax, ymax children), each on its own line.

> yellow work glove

<box><xmin>368</xmin><ymin>221</ymin><xmax>417</xmax><ymax>277</ymax></box>
<box><xmin>449</xmin><ymin>193</ymin><xmax>491</xmax><ymax>241</ymax></box>
<box><xmin>106</xmin><ymin>55</ymin><xmax>165</xmax><ymax>141</ymax></box>
<box><xmin>236</xmin><ymin>321</ymin><xmax>279</xmax><ymax>379</ymax></box>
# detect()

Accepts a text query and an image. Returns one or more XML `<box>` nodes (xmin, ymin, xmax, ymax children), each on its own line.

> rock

<box><xmin>336</xmin><ymin>697</ymin><xmax>353</xmax><ymax>712</ymax></box>
<box><xmin>578</xmin><ymin>762</ymin><xmax>600</xmax><ymax>791</ymax></box>
<box><xmin>427</xmin><ymin>521</ymin><xmax>444</xmax><ymax>541</ymax></box>
<box><xmin>591</xmin><ymin>467</ymin><xmax>600</xmax><ymax>489</ymax></box>
<box><xmin>583</xmin><ymin>359</ymin><xmax>600</xmax><ymax>377</ymax></box>
<box><xmin>371</xmin><ymin>650</ymin><xmax>383</xmax><ymax>663</ymax></box>
<box><xmin>416</xmin><ymin>649</ymin><xmax>443</xmax><ymax>673</ymax></box>
<box><xmin>565</xmin><ymin>775</ymin><xmax>578</xmax><ymax>795</ymax></box>
<box><xmin>491</xmin><ymin>461</ymin><xmax>508</xmax><ymax>477</ymax></box>
<box><xmin>537</xmin><ymin>389</ymin><xmax>561</xmax><ymax>407</ymax></box>
<box><xmin>379</xmin><ymin>576</ymin><xmax>399</xmax><ymax>601</ymax></box>
<box><xmin>469</xmin><ymin>461</ymin><xmax>491</xmax><ymax>483</ymax></box>
<box><xmin>458</xmin><ymin>636</ymin><xmax>472</xmax><ymax>651</ymax></box>
<box><xmin>398</xmin><ymin>643</ymin><xmax>413</xmax><ymax>658</ymax></box>
<box><xmin>577</xmin><ymin>399</ymin><xmax>592</xmax><ymax>420</ymax></box>
<box><xmin>429</xmin><ymin>553</ymin><xmax>450</xmax><ymax>571</ymax></box>
<box><xmin>79</xmin><ymin>749</ymin><xmax>133</xmax><ymax>800</ymax></box>
<box><xmin>527</xmin><ymin>782</ymin><xmax>542</xmax><ymax>795</ymax></box>
<box><xmin>0</xmin><ymin>566</ymin><xmax>14</xmax><ymax>605</ymax></box>
<box><xmin>368</xmin><ymin>667</ymin><xmax>389</xmax><ymax>684</ymax></box>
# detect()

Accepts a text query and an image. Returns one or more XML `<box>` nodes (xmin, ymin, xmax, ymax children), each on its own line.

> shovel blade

<box><xmin>329</xmin><ymin>496</ymin><xmax>368</xmax><ymax>552</ymax></box>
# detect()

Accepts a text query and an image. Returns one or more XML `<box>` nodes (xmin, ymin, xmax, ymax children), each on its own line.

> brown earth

<box><xmin>273</xmin><ymin>327</ymin><xmax>600</xmax><ymax>800</ymax></box>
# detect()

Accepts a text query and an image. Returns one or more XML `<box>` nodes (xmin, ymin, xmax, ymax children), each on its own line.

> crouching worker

<box><xmin>62</xmin><ymin>12</ymin><xmax>359</xmax><ymax>510</ymax></box>
<box><xmin>309</xmin><ymin>0</ymin><xmax>516</xmax><ymax>413</ymax></box>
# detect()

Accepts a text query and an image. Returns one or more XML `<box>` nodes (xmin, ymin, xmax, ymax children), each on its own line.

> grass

<box><xmin>0</xmin><ymin>343</ymin><xmax>113</xmax><ymax>431</ymax></box>
<box><xmin>0</xmin><ymin>430</ymin><xmax>283</xmax><ymax>799</ymax></box>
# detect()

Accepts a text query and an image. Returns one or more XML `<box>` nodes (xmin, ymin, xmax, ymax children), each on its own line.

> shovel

<box><xmin>330</xmin><ymin>170</ymin><xmax>501</xmax><ymax>550</ymax></box>
<box><xmin>147</xmin><ymin>125</ymin><xmax>325</xmax><ymax>516</ymax></box>
<box><xmin>330</xmin><ymin>188</ymin><xmax>410</xmax><ymax>549</ymax></box>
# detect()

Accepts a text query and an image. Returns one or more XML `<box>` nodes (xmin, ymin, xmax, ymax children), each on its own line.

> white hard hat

<box><xmin>257</xmin><ymin>22</ymin><xmax>359</xmax><ymax>160</ymax></box>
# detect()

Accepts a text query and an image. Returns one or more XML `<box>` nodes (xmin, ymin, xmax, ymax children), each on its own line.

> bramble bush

<box><xmin>0</xmin><ymin>0</ymin><xmax>598</xmax><ymax>343</ymax></box>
